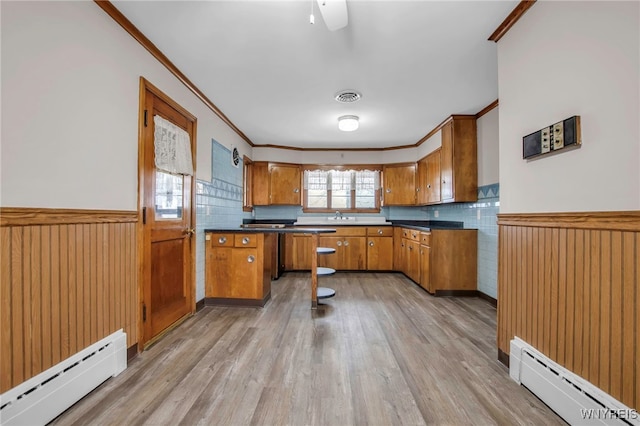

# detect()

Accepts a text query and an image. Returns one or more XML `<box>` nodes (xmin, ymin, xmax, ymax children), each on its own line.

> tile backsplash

<box><xmin>194</xmin><ymin>140</ymin><xmax>252</xmax><ymax>301</ymax></box>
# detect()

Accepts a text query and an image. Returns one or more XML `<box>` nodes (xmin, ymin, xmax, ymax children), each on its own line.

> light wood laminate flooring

<box><xmin>52</xmin><ymin>272</ymin><xmax>564</xmax><ymax>425</ymax></box>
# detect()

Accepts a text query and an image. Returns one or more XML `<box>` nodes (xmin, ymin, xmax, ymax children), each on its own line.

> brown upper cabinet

<box><xmin>382</xmin><ymin>163</ymin><xmax>416</xmax><ymax>206</ymax></box>
<box><xmin>439</xmin><ymin>116</ymin><xmax>477</xmax><ymax>203</ymax></box>
<box><xmin>416</xmin><ymin>148</ymin><xmax>441</xmax><ymax>205</ymax></box>
<box><xmin>252</xmin><ymin>162</ymin><xmax>302</xmax><ymax>206</ymax></box>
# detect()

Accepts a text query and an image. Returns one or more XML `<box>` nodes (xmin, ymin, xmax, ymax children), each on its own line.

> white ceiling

<box><xmin>112</xmin><ymin>0</ymin><xmax>516</xmax><ymax>150</ymax></box>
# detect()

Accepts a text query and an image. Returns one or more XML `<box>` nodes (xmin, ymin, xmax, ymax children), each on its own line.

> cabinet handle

<box><xmin>412</xmin><ymin>232</ymin><xmax>417</xmax><ymax>238</ymax></box>
<box><xmin>293</xmin><ymin>188</ymin><xmax>300</xmax><ymax>193</ymax></box>
<box><xmin>247</xmin><ymin>255</ymin><xmax>255</xmax><ymax>263</ymax></box>
<box><xmin>344</xmin><ymin>241</ymin><xmax>349</xmax><ymax>247</ymax></box>
<box><xmin>401</xmin><ymin>243</ymin><xmax>405</xmax><ymax>248</ymax></box>
<box><xmin>369</xmin><ymin>241</ymin><xmax>374</xmax><ymax>247</ymax></box>
<box><xmin>386</xmin><ymin>188</ymin><xmax>391</xmax><ymax>193</ymax></box>
<box><xmin>427</xmin><ymin>184</ymin><xmax>431</xmax><ymax>189</ymax></box>
<box><xmin>337</xmin><ymin>241</ymin><xmax>342</xmax><ymax>247</ymax></box>
<box><xmin>416</xmin><ymin>188</ymin><xmax>420</xmax><ymax>192</ymax></box>
<box><xmin>408</xmin><ymin>246</ymin><xmax>413</xmax><ymax>250</ymax></box>
<box><xmin>377</xmin><ymin>229</ymin><xmax>383</xmax><ymax>235</ymax></box>
<box><xmin>242</xmin><ymin>237</ymin><xmax>250</xmax><ymax>245</ymax></box>
<box><xmin>218</xmin><ymin>236</ymin><xmax>227</xmax><ymax>244</ymax></box>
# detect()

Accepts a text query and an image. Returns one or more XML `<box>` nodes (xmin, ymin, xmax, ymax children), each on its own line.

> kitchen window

<box><xmin>303</xmin><ymin>167</ymin><xmax>381</xmax><ymax>212</ymax></box>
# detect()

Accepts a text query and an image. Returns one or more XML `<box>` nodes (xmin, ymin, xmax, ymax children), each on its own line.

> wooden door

<box><xmin>341</xmin><ymin>236</ymin><xmax>367</xmax><ymax>270</ymax></box>
<box><xmin>292</xmin><ymin>234</ymin><xmax>312</xmax><ymax>270</ymax></box>
<box><xmin>416</xmin><ymin>157</ymin><xmax>428</xmax><ymax>205</ymax></box>
<box><xmin>270</xmin><ymin>164</ymin><xmax>301</xmax><ymax>205</ymax></box>
<box><xmin>420</xmin><ymin>244</ymin><xmax>431</xmax><ymax>293</ymax></box>
<box><xmin>318</xmin><ymin>236</ymin><xmax>340</xmax><ymax>270</ymax></box>
<box><xmin>252</xmin><ymin>162</ymin><xmax>270</xmax><ymax>206</ymax></box>
<box><xmin>367</xmin><ymin>237</ymin><xmax>394</xmax><ymax>270</ymax></box>
<box><xmin>425</xmin><ymin>149</ymin><xmax>442</xmax><ymax>204</ymax></box>
<box><xmin>406</xmin><ymin>240</ymin><xmax>421</xmax><ymax>283</ymax></box>
<box><xmin>382</xmin><ymin>163</ymin><xmax>416</xmax><ymax>205</ymax></box>
<box><xmin>440</xmin><ymin>122</ymin><xmax>454</xmax><ymax>202</ymax></box>
<box><xmin>140</xmin><ymin>79</ymin><xmax>196</xmax><ymax>348</ymax></box>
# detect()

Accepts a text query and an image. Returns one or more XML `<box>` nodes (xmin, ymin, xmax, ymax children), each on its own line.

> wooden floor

<box><xmin>53</xmin><ymin>272</ymin><xmax>565</xmax><ymax>425</ymax></box>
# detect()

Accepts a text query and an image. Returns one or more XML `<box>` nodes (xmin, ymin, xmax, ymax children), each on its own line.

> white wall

<box><xmin>498</xmin><ymin>1</ymin><xmax>639</xmax><ymax>213</ymax></box>
<box><xmin>477</xmin><ymin>107</ymin><xmax>499</xmax><ymax>186</ymax></box>
<box><xmin>1</xmin><ymin>1</ymin><xmax>251</xmax><ymax>210</ymax></box>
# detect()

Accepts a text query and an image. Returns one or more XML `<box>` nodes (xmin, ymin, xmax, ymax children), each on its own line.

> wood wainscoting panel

<box><xmin>0</xmin><ymin>208</ymin><xmax>138</xmax><ymax>393</ymax></box>
<box><xmin>497</xmin><ymin>212</ymin><xmax>639</xmax><ymax>410</ymax></box>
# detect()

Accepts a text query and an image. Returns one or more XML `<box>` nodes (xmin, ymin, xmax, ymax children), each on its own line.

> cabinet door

<box><xmin>440</xmin><ymin>122</ymin><xmax>454</xmax><ymax>202</ymax></box>
<box><xmin>270</xmin><ymin>164</ymin><xmax>301</xmax><ymax>205</ymax></box>
<box><xmin>382</xmin><ymin>163</ymin><xmax>416</xmax><ymax>205</ymax></box>
<box><xmin>318</xmin><ymin>236</ymin><xmax>340</xmax><ymax>270</ymax></box>
<box><xmin>420</xmin><ymin>244</ymin><xmax>431</xmax><ymax>293</ymax></box>
<box><xmin>230</xmin><ymin>248</ymin><xmax>259</xmax><ymax>299</ymax></box>
<box><xmin>406</xmin><ymin>240</ymin><xmax>421</xmax><ymax>283</ymax></box>
<box><xmin>341</xmin><ymin>236</ymin><xmax>366</xmax><ymax>270</ymax></box>
<box><xmin>292</xmin><ymin>234</ymin><xmax>312</xmax><ymax>270</ymax></box>
<box><xmin>206</xmin><ymin>247</ymin><xmax>232</xmax><ymax>297</ymax></box>
<box><xmin>393</xmin><ymin>227</ymin><xmax>404</xmax><ymax>271</ymax></box>
<box><xmin>425</xmin><ymin>149</ymin><xmax>442</xmax><ymax>204</ymax></box>
<box><xmin>252</xmin><ymin>162</ymin><xmax>270</xmax><ymax>206</ymax></box>
<box><xmin>367</xmin><ymin>236</ymin><xmax>393</xmax><ymax>271</ymax></box>
<box><xmin>416</xmin><ymin>157</ymin><xmax>428</xmax><ymax>205</ymax></box>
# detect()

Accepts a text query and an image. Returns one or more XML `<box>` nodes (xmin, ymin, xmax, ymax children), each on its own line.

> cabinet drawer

<box><xmin>402</xmin><ymin>228</ymin><xmax>420</xmax><ymax>242</ymax></box>
<box><xmin>420</xmin><ymin>232</ymin><xmax>431</xmax><ymax>246</ymax></box>
<box><xmin>234</xmin><ymin>233</ymin><xmax>258</xmax><ymax>247</ymax></box>
<box><xmin>209</xmin><ymin>233</ymin><xmax>234</xmax><ymax>247</ymax></box>
<box><xmin>366</xmin><ymin>226</ymin><xmax>393</xmax><ymax>237</ymax></box>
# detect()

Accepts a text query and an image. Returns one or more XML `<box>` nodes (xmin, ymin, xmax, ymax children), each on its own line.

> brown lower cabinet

<box><xmin>289</xmin><ymin>226</ymin><xmax>393</xmax><ymax>271</ymax></box>
<box><xmin>205</xmin><ymin>232</ymin><xmax>272</xmax><ymax>306</ymax></box>
<box><xmin>394</xmin><ymin>227</ymin><xmax>477</xmax><ymax>295</ymax></box>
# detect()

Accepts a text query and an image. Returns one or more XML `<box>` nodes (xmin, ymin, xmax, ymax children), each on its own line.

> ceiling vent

<box><xmin>335</xmin><ymin>90</ymin><xmax>361</xmax><ymax>103</ymax></box>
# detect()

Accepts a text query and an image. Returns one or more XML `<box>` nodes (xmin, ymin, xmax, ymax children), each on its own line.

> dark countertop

<box><xmin>205</xmin><ymin>227</ymin><xmax>336</xmax><ymax>234</ymax></box>
<box><xmin>237</xmin><ymin>219</ymin><xmax>474</xmax><ymax>232</ymax></box>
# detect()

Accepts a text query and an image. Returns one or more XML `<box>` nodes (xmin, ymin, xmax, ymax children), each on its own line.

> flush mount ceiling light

<box><xmin>338</xmin><ymin>115</ymin><xmax>359</xmax><ymax>132</ymax></box>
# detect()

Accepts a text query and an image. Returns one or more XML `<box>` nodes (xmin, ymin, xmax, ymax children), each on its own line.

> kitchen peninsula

<box><xmin>205</xmin><ymin>227</ymin><xmax>336</xmax><ymax>309</ymax></box>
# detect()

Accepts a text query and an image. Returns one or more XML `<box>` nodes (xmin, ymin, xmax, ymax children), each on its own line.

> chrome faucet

<box><xmin>335</xmin><ymin>210</ymin><xmax>342</xmax><ymax>219</ymax></box>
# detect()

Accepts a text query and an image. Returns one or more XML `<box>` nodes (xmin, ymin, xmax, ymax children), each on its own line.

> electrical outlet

<box><xmin>434</xmin><ymin>210</ymin><xmax>439</xmax><ymax>218</ymax></box>
<box><xmin>477</xmin><ymin>210</ymin><xmax>481</xmax><ymax>220</ymax></box>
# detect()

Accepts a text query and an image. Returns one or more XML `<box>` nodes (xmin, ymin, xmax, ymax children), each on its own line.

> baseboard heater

<box><xmin>510</xmin><ymin>337</ymin><xmax>639</xmax><ymax>426</ymax></box>
<box><xmin>0</xmin><ymin>329</ymin><xmax>127</xmax><ymax>425</ymax></box>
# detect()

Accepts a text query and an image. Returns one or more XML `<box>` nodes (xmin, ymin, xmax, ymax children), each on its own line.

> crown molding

<box><xmin>94</xmin><ymin>1</ymin><xmax>254</xmax><ymax>146</ymax></box>
<box><xmin>488</xmin><ymin>0</ymin><xmax>537</xmax><ymax>42</ymax></box>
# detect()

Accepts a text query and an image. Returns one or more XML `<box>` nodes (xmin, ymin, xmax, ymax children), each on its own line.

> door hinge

<box><xmin>144</xmin><ymin>110</ymin><xmax>148</xmax><ymax>127</ymax></box>
<box><xmin>142</xmin><ymin>304</ymin><xmax>147</xmax><ymax>322</ymax></box>
<box><xmin>142</xmin><ymin>207</ymin><xmax>147</xmax><ymax>225</ymax></box>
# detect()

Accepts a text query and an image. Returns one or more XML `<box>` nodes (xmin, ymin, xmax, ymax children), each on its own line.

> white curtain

<box><xmin>304</xmin><ymin>169</ymin><xmax>380</xmax><ymax>190</ymax></box>
<box><xmin>154</xmin><ymin>115</ymin><xmax>194</xmax><ymax>176</ymax></box>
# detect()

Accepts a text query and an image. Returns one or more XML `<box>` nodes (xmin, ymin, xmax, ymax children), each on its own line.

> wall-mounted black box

<box><xmin>523</xmin><ymin>115</ymin><xmax>581</xmax><ymax>160</ymax></box>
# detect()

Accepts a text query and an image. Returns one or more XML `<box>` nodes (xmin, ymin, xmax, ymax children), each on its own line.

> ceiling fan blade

<box><xmin>316</xmin><ymin>0</ymin><xmax>348</xmax><ymax>31</ymax></box>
